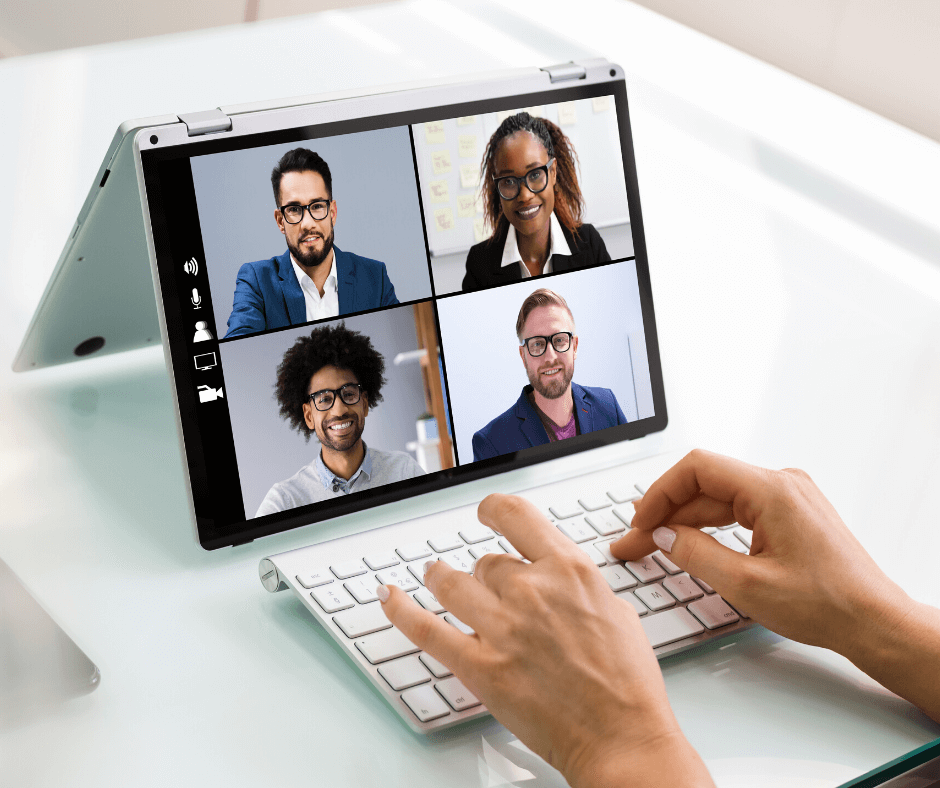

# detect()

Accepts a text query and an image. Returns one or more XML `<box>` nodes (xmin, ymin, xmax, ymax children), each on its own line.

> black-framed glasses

<box><xmin>494</xmin><ymin>158</ymin><xmax>554</xmax><ymax>201</ymax></box>
<box><xmin>279</xmin><ymin>200</ymin><xmax>332</xmax><ymax>224</ymax></box>
<box><xmin>521</xmin><ymin>331</ymin><xmax>573</xmax><ymax>357</ymax></box>
<box><xmin>307</xmin><ymin>383</ymin><xmax>363</xmax><ymax>411</ymax></box>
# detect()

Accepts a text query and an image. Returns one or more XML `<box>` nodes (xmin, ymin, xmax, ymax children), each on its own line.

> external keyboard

<box><xmin>260</xmin><ymin>461</ymin><xmax>757</xmax><ymax>733</ymax></box>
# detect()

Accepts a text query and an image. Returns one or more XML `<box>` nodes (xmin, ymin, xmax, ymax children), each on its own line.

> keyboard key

<box><xmin>593</xmin><ymin>540</ymin><xmax>622</xmax><ymax>566</ymax></box>
<box><xmin>693</xmin><ymin>576</ymin><xmax>715</xmax><ymax>595</ymax></box>
<box><xmin>458</xmin><ymin>524</ymin><xmax>494</xmax><ymax>544</ymax></box>
<box><xmin>439</xmin><ymin>550</ymin><xmax>474</xmax><ymax>573</ymax></box>
<box><xmin>355</xmin><ymin>628</ymin><xmax>420</xmax><ymax>664</ymax></box>
<box><xmin>634</xmin><ymin>481</ymin><xmax>651</xmax><ymax>495</ymax></box>
<box><xmin>585</xmin><ymin>511</ymin><xmax>626</xmax><ymax>537</ymax></box>
<box><xmin>435</xmin><ymin>677</ymin><xmax>481</xmax><ymax>711</ymax></box>
<box><xmin>499</xmin><ymin>539</ymin><xmax>523</xmax><ymax>559</ymax></box>
<box><xmin>718</xmin><ymin>524</ymin><xmax>738</xmax><ymax>530</ymax></box>
<box><xmin>578</xmin><ymin>542</ymin><xmax>607</xmax><ymax>566</ymax></box>
<box><xmin>428</xmin><ymin>534</ymin><xmax>464</xmax><ymax>553</ymax></box>
<box><xmin>702</xmin><ymin>527</ymin><xmax>717</xmax><ymax>534</ymax></box>
<box><xmin>420</xmin><ymin>652</ymin><xmax>453</xmax><ymax>678</ymax></box>
<box><xmin>407</xmin><ymin>562</ymin><xmax>429</xmax><ymax>586</ymax></box>
<box><xmin>344</xmin><ymin>576</ymin><xmax>380</xmax><ymax>604</ymax></box>
<box><xmin>641</xmin><ymin>608</ymin><xmax>705</xmax><ymax>648</ymax></box>
<box><xmin>557</xmin><ymin>518</ymin><xmax>596</xmax><ymax>543</ymax></box>
<box><xmin>311</xmin><ymin>584</ymin><xmax>355</xmax><ymax>613</ymax></box>
<box><xmin>663</xmin><ymin>574</ymin><xmax>704</xmax><ymax>603</ymax></box>
<box><xmin>712</xmin><ymin>530</ymin><xmax>748</xmax><ymax>554</ymax></box>
<box><xmin>728</xmin><ymin>602</ymin><xmax>750</xmax><ymax>620</ymax></box>
<box><xmin>397</xmin><ymin>543</ymin><xmax>433</xmax><ymax>562</ymax></box>
<box><xmin>548</xmin><ymin>503</ymin><xmax>583</xmax><ymax>520</ymax></box>
<box><xmin>688</xmin><ymin>596</ymin><xmax>741</xmax><ymax>629</ymax></box>
<box><xmin>445</xmin><ymin>614</ymin><xmax>475</xmax><ymax>635</ymax></box>
<box><xmin>378</xmin><ymin>655</ymin><xmax>432</xmax><ymax>691</ymax></box>
<box><xmin>612</xmin><ymin>504</ymin><xmax>636</xmax><ymax>527</ymax></box>
<box><xmin>625</xmin><ymin>557</ymin><xmax>666</xmax><ymax>584</ymax></box>
<box><xmin>733</xmin><ymin>527</ymin><xmax>753</xmax><ymax>549</ymax></box>
<box><xmin>376</xmin><ymin>568</ymin><xmax>419</xmax><ymax>592</ymax></box>
<box><xmin>600</xmin><ymin>564</ymin><xmax>637</xmax><ymax>591</ymax></box>
<box><xmin>413</xmin><ymin>588</ymin><xmax>445</xmax><ymax>613</ymax></box>
<box><xmin>469</xmin><ymin>542</ymin><xmax>505</xmax><ymax>560</ymax></box>
<box><xmin>635</xmin><ymin>583</ymin><xmax>675</xmax><ymax>611</ymax></box>
<box><xmin>401</xmin><ymin>684</ymin><xmax>451</xmax><ymax>722</ymax></box>
<box><xmin>578</xmin><ymin>495</ymin><xmax>612</xmax><ymax>511</ymax></box>
<box><xmin>607</xmin><ymin>487</ymin><xmax>641</xmax><ymax>504</ymax></box>
<box><xmin>616</xmin><ymin>590</ymin><xmax>649</xmax><ymax>616</ymax></box>
<box><xmin>333</xmin><ymin>603</ymin><xmax>393</xmax><ymax>638</ymax></box>
<box><xmin>363</xmin><ymin>551</ymin><xmax>399</xmax><ymax>571</ymax></box>
<box><xmin>652</xmin><ymin>550</ymin><xmax>682</xmax><ymax>574</ymax></box>
<box><xmin>295</xmin><ymin>570</ymin><xmax>333</xmax><ymax>589</ymax></box>
<box><xmin>330</xmin><ymin>560</ymin><xmax>367</xmax><ymax>580</ymax></box>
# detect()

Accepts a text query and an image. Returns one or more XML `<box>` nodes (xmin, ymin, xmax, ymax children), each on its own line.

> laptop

<box><xmin>14</xmin><ymin>58</ymin><xmax>755</xmax><ymax>733</ymax></box>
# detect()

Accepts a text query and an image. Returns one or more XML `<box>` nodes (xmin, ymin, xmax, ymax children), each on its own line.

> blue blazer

<box><xmin>224</xmin><ymin>247</ymin><xmax>399</xmax><ymax>338</ymax></box>
<box><xmin>472</xmin><ymin>383</ymin><xmax>628</xmax><ymax>462</ymax></box>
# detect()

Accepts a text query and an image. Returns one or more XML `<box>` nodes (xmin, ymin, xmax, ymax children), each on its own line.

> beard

<box><xmin>288</xmin><ymin>221</ymin><xmax>335</xmax><ymax>269</ymax></box>
<box><xmin>317</xmin><ymin>412</ymin><xmax>364</xmax><ymax>453</ymax></box>
<box><xmin>527</xmin><ymin>360</ymin><xmax>574</xmax><ymax>400</ymax></box>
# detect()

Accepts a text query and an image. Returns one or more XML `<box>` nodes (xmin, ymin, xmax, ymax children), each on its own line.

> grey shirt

<box><xmin>255</xmin><ymin>443</ymin><xmax>425</xmax><ymax>517</ymax></box>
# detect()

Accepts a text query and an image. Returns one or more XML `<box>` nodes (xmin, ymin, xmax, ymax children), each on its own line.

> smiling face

<box><xmin>302</xmin><ymin>365</ymin><xmax>368</xmax><ymax>453</ymax></box>
<box><xmin>494</xmin><ymin>131</ymin><xmax>556</xmax><ymax>242</ymax></box>
<box><xmin>274</xmin><ymin>170</ymin><xmax>338</xmax><ymax>269</ymax></box>
<box><xmin>519</xmin><ymin>305</ymin><xmax>578</xmax><ymax>400</ymax></box>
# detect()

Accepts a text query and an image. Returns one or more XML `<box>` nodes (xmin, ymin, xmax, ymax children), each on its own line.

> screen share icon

<box><xmin>194</xmin><ymin>352</ymin><xmax>217</xmax><ymax>371</ymax></box>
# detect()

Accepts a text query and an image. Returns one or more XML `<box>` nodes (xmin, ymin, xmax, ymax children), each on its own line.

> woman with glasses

<box><xmin>461</xmin><ymin>112</ymin><xmax>611</xmax><ymax>292</ymax></box>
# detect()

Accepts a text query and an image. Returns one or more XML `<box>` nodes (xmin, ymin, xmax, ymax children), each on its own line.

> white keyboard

<box><xmin>259</xmin><ymin>460</ymin><xmax>757</xmax><ymax>733</ymax></box>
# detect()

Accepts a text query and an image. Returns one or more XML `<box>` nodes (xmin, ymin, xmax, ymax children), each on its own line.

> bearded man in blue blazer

<box><xmin>472</xmin><ymin>288</ymin><xmax>627</xmax><ymax>462</ymax></box>
<box><xmin>224</xmin><ymin>148</ymin><xmax>398</xmax><ymax>338</ymax></box>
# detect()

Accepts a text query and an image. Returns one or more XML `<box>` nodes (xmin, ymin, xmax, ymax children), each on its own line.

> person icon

<box><xmin>193</xmin><ymin>321</ymin><xmax>214</xmax><ymax>343</ymax></box>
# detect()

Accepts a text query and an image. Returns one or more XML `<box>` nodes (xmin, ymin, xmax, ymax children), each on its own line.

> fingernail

<box><xmin>423</xmin><ymin>559</ymin><xmax>436</xmax><ymax>575</ymax></box>
<box><xmin>376</xmin><ymin>585</ymin><xmax>390</xmax><ymax>603</ymax></box>
<box><xmin>652</xmin><ymin>526</ymin><xmax>676</xmax><ymax>553</ymax></box>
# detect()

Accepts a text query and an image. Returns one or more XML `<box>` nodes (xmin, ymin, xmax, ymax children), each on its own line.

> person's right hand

<box><xmin>610</xmin><ymin>450</ymin><xmax>908</xmax><ymax>659</ymax></box>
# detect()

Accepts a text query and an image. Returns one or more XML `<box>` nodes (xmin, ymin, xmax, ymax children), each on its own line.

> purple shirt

<box><xmin>529</xmin><ymin>392</ymin><xmax>579</xmax><ymax>442</ymax></box>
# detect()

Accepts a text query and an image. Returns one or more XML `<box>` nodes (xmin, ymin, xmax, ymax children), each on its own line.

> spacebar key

<box><xmin>641</xmin><ymin>608</ymin><xmax>705</xmax><ymax>648</ymax></box>
<box><xmin>355</xmin><ymin>628</ymin><xmax>420</xmax><ymax>664</ymax></box>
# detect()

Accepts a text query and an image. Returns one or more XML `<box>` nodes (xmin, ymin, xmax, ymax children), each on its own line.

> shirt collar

<box><xmin>315</xmin><ymin>442</ymin><xmax>372</xmax><ymax>494</ymax></box>
<box><xmin>291</xmin><ymin>250</ymin><xmax>336</xmax><ymax>297</ymax></box>
<box><xmin>500</xmin><ymin>212</ymin><xmax>572</xmax><ymax>270</ymax></box>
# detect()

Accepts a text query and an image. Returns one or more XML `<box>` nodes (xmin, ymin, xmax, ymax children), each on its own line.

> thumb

<box><xmin>653</xmin><ymin>525</ymin><xmax>749</xmax><ymax>599</ymax></box>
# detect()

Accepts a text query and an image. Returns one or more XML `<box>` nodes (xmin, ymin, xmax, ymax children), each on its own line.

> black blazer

<box><xmin>461</xmin><ymin>220</ymin><xmax>611</xmax><ymax>292</ymax></box>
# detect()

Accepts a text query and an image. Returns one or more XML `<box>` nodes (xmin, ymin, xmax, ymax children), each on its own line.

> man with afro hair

<box><xmin>256</xmin><ymin>323</ymin><xmax>424</xmax><ymax>516</ymax></box>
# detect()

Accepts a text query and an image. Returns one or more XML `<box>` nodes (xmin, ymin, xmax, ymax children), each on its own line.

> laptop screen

<box><xmin>140</xmin><ymin>73</ymin><xmax>667</xmax><ymax>549</ymax></box>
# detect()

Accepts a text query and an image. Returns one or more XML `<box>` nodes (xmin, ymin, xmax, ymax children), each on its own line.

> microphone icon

<box><xmin>191</xmin><ymin>288</ymin><xmax>202</xmax><ymax>309</ymax></box>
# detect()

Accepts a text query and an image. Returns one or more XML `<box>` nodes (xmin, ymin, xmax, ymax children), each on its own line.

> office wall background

<box><xmin>436</xmin><ymin>261</ymin><xmax>653</xmax><ymax>464</ymax></box>
<box><xmin>192</xmin><ymin>126</ymin><xmax>431</xmax><ymax>340</ymax></box>
<box><xmin>219</xmin><ymin>306</ymin><xmax>428</xmax><ymax>517</ymax></box>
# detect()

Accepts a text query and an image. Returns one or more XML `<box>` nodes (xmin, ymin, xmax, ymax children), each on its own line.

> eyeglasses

<box><xmin>307</xmin><ymin>383</ymin><xmax>363</xmax><ymax>411</ymax></box>
<box><xmin>280</xmin><ymin>200</ymin><xmax>332</xmax><ymax>224</ymax></box>
<box><xmin>494</xmin><ymin>158</ymin><xmax>554</xmax><ymax>201</ymax></box>
<box><xmin>521</xmin><ymin>331</ymin><xmax>573</xmax><ymax>357</ymax></box>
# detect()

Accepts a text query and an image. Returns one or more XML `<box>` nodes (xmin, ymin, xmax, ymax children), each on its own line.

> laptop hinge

<box><xmin>178</xmin><ymin>108</ymin><xmax>233</xmax><ymax>137</ymax></box>
<box><xmin>540</xmin><ymin>62</ymin><xmax>587</xmax><ymax>83</ymax></box>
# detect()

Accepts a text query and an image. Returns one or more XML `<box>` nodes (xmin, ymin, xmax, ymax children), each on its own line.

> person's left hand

<box><xmin>378</xmin><ymin>494</ymin><xmax>714</xmax><ymax>788</ymax></box>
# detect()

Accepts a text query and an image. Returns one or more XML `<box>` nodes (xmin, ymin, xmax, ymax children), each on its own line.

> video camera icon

<box><xmin>198</xmin><ymin>385</ymin><xmax>224</xmax><ymax>404</ymax></box>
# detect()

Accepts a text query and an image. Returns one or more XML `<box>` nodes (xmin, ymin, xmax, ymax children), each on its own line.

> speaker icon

<box><xmin>183</xmin><ymin>257</ymin><xmax>199</xmax><ymax>276</ymax></box>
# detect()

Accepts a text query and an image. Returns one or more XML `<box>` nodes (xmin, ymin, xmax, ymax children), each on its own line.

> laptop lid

<box><xmin>20</xmin><ymin>60</ymin><xmax>667</xmax><ymax>550</ymax></box>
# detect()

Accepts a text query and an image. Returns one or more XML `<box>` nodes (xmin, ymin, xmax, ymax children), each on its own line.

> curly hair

<box><xmin>274</xmin><ymin>323</ymin><xmax>386</xmax><ymax>441</ymax></box>
<box><xmin>480</xmin><ymin>112</ymin><xmax>584</xmax><ymax>244</ymax></box>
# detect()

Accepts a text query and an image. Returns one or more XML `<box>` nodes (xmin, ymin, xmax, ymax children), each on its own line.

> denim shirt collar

<box><xmin>315</xmin><ymin>443</ymin><xmax>372</xmax><ymax>494</ymax></box>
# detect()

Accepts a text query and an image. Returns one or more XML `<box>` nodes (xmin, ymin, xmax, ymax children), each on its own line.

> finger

<box><xmin>423</xmin><ymin>560</ymin><xmax>503</xmax><ymax>631</ymax></box>
<box><xmin>630</xmin><ymin>496</ymin><xmax>735</xmax><ymax>534</ymax></box>
<box><xmin>477</xmin><ymin>493</ymin><xmax>575</xmax><ymax>562</ymax></box>
<box><xmin>608</xmin><ymin>527</ymin><xmax>657</xmax><ymax>562</ymax></box>
<box><xmin>472</xmin><ymin>552</ymin><xmax>526</xmax><ymax>597</ymax></box>
<box><xmin>631</xmin><ymin>450</ymin><xmax>768</xmax><ymax>533</ymax></box>
<box><xmin>379</xmin><ymin>584</ymin><xmax>470</xmax><ymax>669</ymax></box>
<box><xmin>654</xmin><ymin>524</ymin><xmax>757</xmax><ymax>599</ymax></box>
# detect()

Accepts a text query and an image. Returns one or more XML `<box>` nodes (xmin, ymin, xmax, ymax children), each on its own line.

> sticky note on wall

<box><xmin>459</xmin><ymin>163</ymin><xmax>480</xmax><ymax>189</ymax></box>
<box><xmin>428</xmin><ymin>180</ymin><xmax>450</xmax><ymax>203</ymax></box>
<box><xmin>434</xmin><ymin>207</ymin><xmax>455</xmax><ymax>232</ymax></box>
<box><xmin>424</xmin><ymin>121</ymin><xmax>446</xmax><ymax>145</ymax></box>
<box><xmin>557</xmin><ymin>102</ymin><xmax>577</xmax><ymax>126</ymax></box>
<box><xmin>457</xmin><ymin>116</ymin><xmax>476</xmax><ymax>126</ymax></box>
<box><xmin>592</xmin><ymin>96</ymin><xmax>611</xmax><ymax>113</ymax></box>
<box><xmin>457</xmin><ymin>193</ymin><xmax>476</xmax><ymax>217</ymax></box>
<box><xmin>458</xmin><ymin>134</ymin><xmax>478</xmax><ymax>159</ymax></box>
<box><xmin>431</xmin><ymin>150</ymin><xmax>453</xmax><ymax>175</ymax></box>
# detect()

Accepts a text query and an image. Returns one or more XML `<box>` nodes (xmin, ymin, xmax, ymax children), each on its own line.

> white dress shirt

<box><xmin>500</xmin><ymin>211</ymin><xmax>573</xmax><ymax>279</ymax></box>
<box><xmin>291</xmin><ymin>250</ymin><xmax>338</xmax><ymax>321</ymax></box>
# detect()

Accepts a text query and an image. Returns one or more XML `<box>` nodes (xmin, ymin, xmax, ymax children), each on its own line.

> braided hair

<box><xmin>480</xmin><ymin>112</ymin><xmax>584</xmax><ymax>244</ymax></box>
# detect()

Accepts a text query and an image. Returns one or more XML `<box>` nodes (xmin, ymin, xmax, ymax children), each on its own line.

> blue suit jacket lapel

<box><xmin>572</xmin><ymin>383</ymin><xmax>593</xmax><ymax>433</ymax></box>
<box><xmin>514</xmin><ymin>389</ymin><xmax>549</xmax><ymax>447</ymax></box>
<box><xmin>276</xmin><ymin>250</ymin><xmax>307</xmax><ymax>325</ymax></box>
<box><xmin>335</xmin><ymin>247</ymin><xmax>356</xmax><ymax>314</ymax></box>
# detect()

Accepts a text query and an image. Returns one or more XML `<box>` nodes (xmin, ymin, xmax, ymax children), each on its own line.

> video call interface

<box><xmin>149</xmin><ymin>92</ymin><xmax>658</xmax><ymax>538</ymax></box>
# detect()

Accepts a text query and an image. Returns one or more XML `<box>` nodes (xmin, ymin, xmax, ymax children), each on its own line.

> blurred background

<box><xmin>1</xmin><ymin>0</ymin><xmax>938</xmax><ymax>144</ymax></box>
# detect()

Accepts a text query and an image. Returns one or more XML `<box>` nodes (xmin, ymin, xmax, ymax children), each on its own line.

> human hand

<box><xmin>610</xmin><ymin>450</ymin><xmax>908</xmax><ymax>657</ymax></box>
<box><xmin>379</xmin><ymin>494</ymin><xmax>714</xmax><ymax>788</ymax></box>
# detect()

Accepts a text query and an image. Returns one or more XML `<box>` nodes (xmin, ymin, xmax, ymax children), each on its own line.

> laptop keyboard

<box><xmin>280</xmin><ymin>481</ymin><xmax>754</xmax><ymax>729</ymax></box>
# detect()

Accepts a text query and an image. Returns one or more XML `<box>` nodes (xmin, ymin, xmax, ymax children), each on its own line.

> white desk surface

<box><xmin>2</xmin><ymin>1</ymin><xmax>939</xmax><ymax>785</ymax></box>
